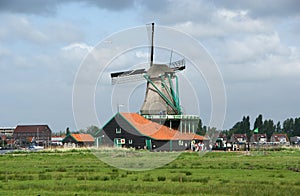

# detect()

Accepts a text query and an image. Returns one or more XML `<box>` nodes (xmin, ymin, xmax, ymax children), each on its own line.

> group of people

<box><xmin>191</xmin><ymin>140</ymin><xmax>206</xmax><ymax>151</ymax></box>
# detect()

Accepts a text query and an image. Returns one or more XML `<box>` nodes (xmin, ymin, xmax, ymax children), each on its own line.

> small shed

<box><xmin>62</xmin><ymin>133</ymin><xmax>94</xmax><ymax>147</ymax></box>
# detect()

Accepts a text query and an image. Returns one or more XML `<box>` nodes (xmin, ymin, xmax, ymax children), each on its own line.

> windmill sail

<box><xmin>169</xmin><ymin>59</ymin><xmax>186</xmax><ymax>71</ymax></box>
<box><xmin>146</xmin><ymin>23</ymin><xmax>155</xmax><ymax>67</ymax></box>
<box><xmin>111</xmin><ymin>68</ymin><xmax>146</xmax><ymax>84</ymax></box>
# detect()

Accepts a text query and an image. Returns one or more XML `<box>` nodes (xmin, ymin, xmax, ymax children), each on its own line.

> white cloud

<box><xmin>0</xmin><ymin>15</ymin><xmax>47</xmax><ymax>43</ymax></box>
<box><xmin>0</xmin><ymin>14</ymin><xmax>84</xmax><ymax>45</ymax></box>
<box><xmin>62</xmin><ymin>42</ymin><xmax>93</xmax><ymax>52</ymax></box>
<box><xmin>218</xmin><ymin>9</ymin><xmax>248</xmax><ymax>20</ymax></box>
<box><xmin>135</xmin><ymin>51</ymin><xmax>148</xmax><ymax>59</ymax></box>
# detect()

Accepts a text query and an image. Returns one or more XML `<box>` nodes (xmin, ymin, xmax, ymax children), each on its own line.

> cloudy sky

<box><xmin>0</xmin><ymin>0</ymin><xmax>299</xmax><ymax>132</ymax></box>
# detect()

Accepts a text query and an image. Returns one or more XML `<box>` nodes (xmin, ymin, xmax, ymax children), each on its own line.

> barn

<box><xmin>62</xmin><ymin>133</ymin><xmax>95</xmax><ymax>147</ymax></box>
<box><xmin>13</xmin><ymin>125</ymin><xmax>52</xmax><ymax>147</ymax></box>
<box><xmin>96</xmin><ymin>112</ymin><xmax>206</xmax><ymax>151</ymax></box>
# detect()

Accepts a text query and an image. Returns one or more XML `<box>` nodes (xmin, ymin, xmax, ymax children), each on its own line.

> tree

<box><xmin>86</xmin><ymin>125</ymin><xmax>100</xmax><ymax>137</ymax></box>
<box><xmin>243</xmin><ymin>116</ymin><xmax>251</xmax><ymax>140</ymax></box>
<box><xmin>254</xmin><ymin>114</ymin><xmax>263</xmax><ymax>132</ymax></box>
<box><xmin>275</xmin><ymin>121</ymin><xmax>281</xmax><ymax>133</ymax></box>
<box><xmin>263</xmin><ymin>119</ymin><xmax>275</xmax><ymax>140</ymax></box>
<box><xmin>283</xmin><ymin>118</ymin><xmax>294</xmax><ymax>137</ymax></box>
<box><xmin>226</xmin><ymin>116</ymin><xmax>251</xmax><ymax>140</ymax></box>
<box><xmin>66</xmin><ymin>127</ymin><xmax>70</xmax><ymax>135</ymax></box>
<box><xmin>293</xmin><ymin>117</ymin><xmax>300</xmax><ymax>137</ymax></box>
<box><xmin>196</xmin><ymin>119</ymin><xmax>206</xmax><ymax>135</ymax></box>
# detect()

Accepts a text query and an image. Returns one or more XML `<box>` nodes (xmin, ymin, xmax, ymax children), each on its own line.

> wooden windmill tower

<box><xmin>111</xmin><ymin>23</ymin><xmax>199</xmax><ymax>133</ymax></box>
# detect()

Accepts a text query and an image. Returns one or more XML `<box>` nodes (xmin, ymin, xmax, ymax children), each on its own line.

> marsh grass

<box><xmin>0</xmin><ymin>149</ymin><xmax>299</xmax><ymax>195</ymax></box>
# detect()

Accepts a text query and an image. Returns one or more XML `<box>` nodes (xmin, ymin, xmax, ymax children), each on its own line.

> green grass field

<box><xmin>0</xmin><ymin>149</ymin><xmax>299</xmax><ymax>195</ymax></box>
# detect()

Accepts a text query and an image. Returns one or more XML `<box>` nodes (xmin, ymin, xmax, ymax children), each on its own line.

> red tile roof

<box><xmin>14</xmin><ymin>125</ymin><xmax>51</xmax><ymax>133</ymax></box>
<box><xmin>71</xmin><ymin>134</ymin><xmax>94</xmax><ymax>142</ymax></box>
<box><xmin>271</xmin><ymin>134</ymin><xmax>289</xmax><ymax>142</ymax></box>
<box><xmin>232</xmin><ymin>134</ymin><xmax>247</xmax><ymax>138</ymax></box>
<box><xmin>251</xmin><ymin>134</ymin><xmax>267</xmax><ymax>142</ymax></box>
<box><xmin>120</xmin><ymin>113</ymin><xmax>206</xmax><ymax>141</ymax></box>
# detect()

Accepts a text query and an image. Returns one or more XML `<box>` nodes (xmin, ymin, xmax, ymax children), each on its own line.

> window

<box><xmin>116</xmin><ymin>128</ymin><xmax>121</xmax><ymax>134</ymax></box>
<box><xmin>178</xmin><ymin>140</ymin><xmax>183</xmax><ymax>146</ymax></box>
<box><xmin>129</xmin><ymin>139</ymin><xmax>133</xmax><ymax>144</ymax></box>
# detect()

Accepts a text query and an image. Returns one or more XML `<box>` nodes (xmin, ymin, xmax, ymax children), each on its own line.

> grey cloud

<box><xmin>0</xmin><ymin>0</ymin><xmax>60</xmax><ymax>15</ymax></box>
<box><xmin>85</xmin><ymin>0</ymin><xmax>136</xmax><ymax>11</ymax></box>
<box><xmin>0</xmin><ymin>0</ymin><xmax>136</xmax><ymax>15</ymax></box>
<box><xmin>2</xmin><ymin>0</ymin><xmax>299</xmax><ymax>19</ymax></box>
<box><xmin>213</xmin><ymin>0</ymin><xmax>300</xmax><ymax>18</ymax></box>
<box><xmin>139</xmin><ymin>0</ymin><xmax>171</xmax><ymax>12</ymax></box>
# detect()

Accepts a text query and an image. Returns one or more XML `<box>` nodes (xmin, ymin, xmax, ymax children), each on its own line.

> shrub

<box><xmin>101</xmin><ymin>176</ymin><xmax>110</xmax><ymax>181</ymax></box>
<box><xmin>77</xmin><ymin>175</ymin><xmax>85</xmax><ymax>180</ymax></box>
<box><xmin>142</xmin><ymin>174</ymin><xmax>154</xmax><ymax>182</ymax></box>
<box><xmin>55</xmin><ymin>174</ymin><xmax>63</xmax><ymax>180</ymax></box>
<box><xmin>277</xmin><ymin>174</ymin><xmax>284</xmax><ymax>178</ymax></box>
<box><xmin>56</xmin><ymin>167</ymin><xmax>66</xmax><ymax>172</ymax></box>
<box><xmin>192</xmin><ymin>176</ymin><xmax>210</xmax><ymax>184</ymax></box>
<box><xmin>219</xmin><ymin>179</ymin><xmax>230</xmax><ymax>184</ymax></box>
<box><xmin>110</xmin><ymin>173</ymin><xmax>119</xmax><ymax>180</ymax></box>
<box><xmin>39</xmin><ymin>173</ymin><xmax>52</xmax><ymax>180</ymax></box>
<box><xmin>157</xmin><ymin>176</ymin><xmax>166</xmax><ymax>181</ymax></box>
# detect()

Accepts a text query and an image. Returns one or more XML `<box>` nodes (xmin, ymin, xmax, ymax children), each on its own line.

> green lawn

<box><xmin>0</xmin><ymin>149</ymin><xmax>299</xmax><ymax>195</ymax></box>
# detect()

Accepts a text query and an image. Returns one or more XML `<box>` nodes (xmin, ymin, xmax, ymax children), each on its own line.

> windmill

<box><xmin>110</xmin><ymin>23</ymin><xmax>198</xmax><ymax>133</ymax></box>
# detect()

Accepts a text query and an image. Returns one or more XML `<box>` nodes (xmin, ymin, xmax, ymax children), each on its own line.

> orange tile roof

<box><xmin>120</xmin><ymin>113</ymin><xmax>206</xmax><ymax>141</ymax></box>
<box><xmin>71</xmin><ymin>134</ymin><xmax>94</xmax><ymax>142</ymax></box>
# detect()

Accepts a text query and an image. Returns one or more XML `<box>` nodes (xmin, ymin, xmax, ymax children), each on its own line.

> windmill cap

<box><xmin>147</xmin><ymin>64</ymin><xmax>174</xmax><ymax>78</ymax></box>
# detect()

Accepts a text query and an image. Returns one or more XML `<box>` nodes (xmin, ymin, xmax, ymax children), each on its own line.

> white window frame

<box><xmin>178</xmin><ymin>140</ymin><xmax>184</xmax><ymax>146</ymax></box>
<box><xmin>116</xmin><ymin>128</ymin><xmax>121</xmax><ymax>134</ymax></box>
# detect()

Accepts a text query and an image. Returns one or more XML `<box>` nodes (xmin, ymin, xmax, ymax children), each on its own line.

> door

<box><xmin>145</xmin><ymin>139</ymin><xmax>152</xmax><ymax>150</ymax></box>
<box><xmin>114</xmin><ymin>138</ymin><xmax>122</xmax><ymax>147</ymax></box>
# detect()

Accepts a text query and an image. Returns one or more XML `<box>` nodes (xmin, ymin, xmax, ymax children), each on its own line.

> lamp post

<box><xmin>96</xmin><ymin>135</ymin><xmax>104</xmax><ymax>148</ymax></box>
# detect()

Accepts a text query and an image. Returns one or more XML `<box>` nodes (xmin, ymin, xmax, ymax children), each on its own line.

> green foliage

<box><xmin>254</xmin><ymin>114</ymin><xmax>263</xmax><ymax>131</ymax></box>
<box><xmin>227</xmin><ymin>116</ymin><xmax>251</xmax><ymax>139</ymax></box>
<box><xmin>86</xmin><ymin>125</ymin><xmax>100</xmax><ymax>137</ymax></box>
<box><xmin>224</xmin><ymin>114</ymin><xmax>300</xmax><ymax>140</ymax></box>
<box><xmin>157</xmin><ymin>176</ymin><xmax>166</xmax><ymax>181</ymax></box>
<box><xmin>142</xmin><ymin>174</ymin><xmax>154</xmax><ymax>182</ymax></box>
<box><xmin>196</xmin><ymin>118</ymin><xmax>206</xmax><ymax>135</ymax></box>
<box><xmin>263</xmin><ymin>119</ymin><xmax>275</xmax><ymax>140</ymax></box>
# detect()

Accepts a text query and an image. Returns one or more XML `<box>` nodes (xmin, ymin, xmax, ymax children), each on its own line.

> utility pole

<box><xmin>117</xmin><ymin>104</ymin><xmax>124</xmax><ymax>113</ymax></box>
